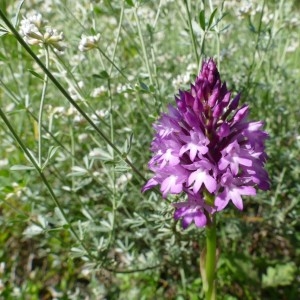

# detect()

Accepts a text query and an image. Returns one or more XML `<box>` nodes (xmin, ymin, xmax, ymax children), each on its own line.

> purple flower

<box><xmin>142</xmin><ymin>59</ymin><xmax>269</xmax><ymax>229</ymax></box>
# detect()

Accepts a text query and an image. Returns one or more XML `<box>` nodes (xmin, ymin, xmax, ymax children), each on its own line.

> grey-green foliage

<box><xmin>0</xmin><ymin>0</ymin><xmax>299</xmax><ymax>299</ymax></box>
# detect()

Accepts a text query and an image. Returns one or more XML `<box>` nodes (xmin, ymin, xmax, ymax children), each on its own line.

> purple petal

<box><xmin>194</xmin><ymin>213</ymin><xmax>207</xmax><ymax>227</ymax></box>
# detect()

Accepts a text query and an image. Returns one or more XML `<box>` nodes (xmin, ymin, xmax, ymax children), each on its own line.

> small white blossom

<box><xmin>78</xmin><ymin>133</ymin><xmax>88</xmax><ymax>142</ymax></box>
<box><xmin>90</xmin><ymin>86</ymin><xmax>106</xmax><ymax>98</ymax></box>
<box><xmin>20</xmin><ymin>18</ymin><xmax>43</xmax><ymax>45</ymax></box>
<box><xmin>172</xmin><ymin>72</ymin><xmax>191</xmax><ymax>89</ymax></box>
<box><xmin>43</xmin><ymin>27</ymin><xmax>65</xmax><ymax>51</ymax></box>
<box><xmin>52</xmin><ymin>106</ymin><xmax>65</xmax><ymax>116</ymax></box>
<box><xmin>116</xmin><ymin>173</ymin><xmax>132</xmax><ymax>189</ymax></box>
<box><xmin>19</xmin><ymin>13</ymin><xmax>65</xmax><ymax>51</ymax></box>
<box><xmin>78</xmin><ymin>34</ymin><xmax>100</xmax><ymax>52</ymax></box>
<box><xmin>0</xmin><ymin>159</ymin><xmax>8</xmax><ymax>167</ymax></box>
<box><xmin>91</xmin><ymin>109</ymin><xmax>108</xmax><ymax>120</ymax></box>
<box><xmin>0</xmin><ymin>262</ymin><xmax>5</xmax><ymax>274</ymax></box>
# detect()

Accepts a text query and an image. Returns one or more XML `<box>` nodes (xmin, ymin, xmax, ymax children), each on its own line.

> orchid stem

<box><xmin>205</xmin><ymin>214</ymin><xmax>217</xmax><ymax>300</ymax></box>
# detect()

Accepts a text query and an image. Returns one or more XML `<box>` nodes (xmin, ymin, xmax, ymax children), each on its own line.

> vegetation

<box><xmin>0</xmin><ymin>0</ymin><xmax>299</xmax><ymax>299</ymax></box>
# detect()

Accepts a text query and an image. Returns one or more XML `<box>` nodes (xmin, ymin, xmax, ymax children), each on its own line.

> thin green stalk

<box><xmin>198</xmin><ymin>30</ymin><xmax>206</xmax><ymax>73</ymax></box>
<box><xmin>97</xmin><ymin>46</ymin><xmax>128</xmax><ymax>81</ymax></box>
<box><xmin>149</xmin><ymin>22</ymin><xmax>161</xmax><ymax>110</ymax></box>
<box><xmin>90</xmin><ymin>1</ymin><xmax>96</xmax><ymax>32</ymax></box>
<box><xmin>152</xmin><ymin>0</ymin><xmax>163</xmax><ymax>29</ymax></box>
<box><xmin>0</xmin><ymin>9</ymin><xmax>146</xmax><ymax>182</ymax></box>
<box><xmin>109</xmin><ymin>2</ymin><xmax>124</xmax><ymax>76</ymax></box>
<box><xmin>0</xmin><ymin>78</ymin><xmax>21</xmax><ymax>105</ymax></box>
<box><xmin>247</xmin><ymin>0</ymin><xmax>266</xmax><ymax>85</ymax></box>
<box><xmin>96</xmin><ymin>46</ymin><xmax>106</xmax><ymax>70</ymax></box>
<box><xmin>38</xmin><ymin>46</ymin><xmax>49</xmax><ymax>167</ymax></box>
<box><xmin>107</xmin><ymin>78</ymin><xmax>116</xmax><ymax>247</ymax></box>
<box><xmin>205</xmin><ymin>214</ymin><xmax>217</xmax><ymax>300</ymax></box>
<box><xmin>183</xmin><ymin>0</ymin><xmax>199</xmax><ymax>65</ymax></box>
<box><xmin>69</xmin><ymin>124</ymin><xmax>75</xmax><ymax>191</ymax></box>
<box><xmin>133</xmin><ymin>7</ymin><xmax>154</xmax><ymax>85</ymax></box>
<box><xmin>208</xmin><ymin>0</ymin><xmax>220</xmax><ymax>70</ymax></box>
<box><xmin>0</xmin><ymin>107</ymin><xmax>96</xmax><ymax>261</ymax></box>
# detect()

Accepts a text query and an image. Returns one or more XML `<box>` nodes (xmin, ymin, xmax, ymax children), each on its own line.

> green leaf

<box><xmin>208</xmin><ymin>8</ymin><xmax>218</xmax><ymax>29</ymax></box>
<box><xmin>90</xmin><ymin>27</ymin><xmax>97</xmax><ymax>36</ymax></box>
<box><xmin>125</xmin><ymin>0</ymin><xmax>134</xmax><ymax>7</ymax></box>
<box><xmin>199</xmin><ymin>10</ymin><xmax>206</xmax><ymax>31</ymax></box>
<box><xmin>11</xmin><ymin>0</ymin><xmax>25</xmax><ymax>27</ymax></box>
<box><xmin>48</xmin><ymin>146</ymin><xmax>60</xmax><ymax>160</ymax></box>
<box><xmin>42</xmin><ymin>146</ymin><xmax>61</xmax><ymax>169</ymax></box>
<box><xmin>89</xmin><ymin>146</ymin><xmax>114</xmax><ymax>161</ymax></box>
<box><xmin>139</xmin><ymin>80</ymin><xmax>149</xmax><ymax>91</ymax></box>
<box><xmin>200</xmin><ymin>248</ymin><xmax>208</xmax><ymax>292</ymax></box>
<box><xmin>68</xmin><ymin>166</ymin><xmax>88</xmax><ymax>177</ymax></box>
<box><xmin>10</xmin><ymin>165</ymin><xmax>35</xmax><ymax>171</ymax></box>
<box><xmin>0</xmin><ymin>51</ymin><xmax>7</xmax><ymax>61</ymax></box>
<box><xmin>0</xmin><ymin>27</ymin><xmax>8</xmax><ymax>37</ymax></box>
<box><xmin>70</xmin><ymin>247</ymin><xmax>86</xmax><ymax>258</ymax></box>
<box><xmin>23</xmin><ymin>224</ymin><xmax>44</xmax><ymax>237</ymax></box>
<box><xmin>262</xmin><ymin>262</ymin><xmax>296</xmax><ymax>288</ymax></box>
<box><xmin>28</xmin><ymin>69</ymin><xmax>44</xmax><ymax>81</ymax></box>
<box><xmin>92</xmin><ymin>70</ymin><xmax>109</xmax><ymax>79</ymax></box>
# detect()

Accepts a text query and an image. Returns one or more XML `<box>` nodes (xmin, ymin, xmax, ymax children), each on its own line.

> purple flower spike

<box><xmin>143</xmin><ymin>59</ymin><xmax>269</xmax><ymax>229</ymax></box>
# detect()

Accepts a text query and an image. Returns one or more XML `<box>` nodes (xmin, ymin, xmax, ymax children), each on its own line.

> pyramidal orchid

<box><xmin>142</xmin><ymin>59</ymin><xmax>269</xmax><ymax>229</ymax></box>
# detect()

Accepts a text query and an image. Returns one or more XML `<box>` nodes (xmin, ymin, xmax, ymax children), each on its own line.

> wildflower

<box><xmin>19</xmin><ymin>13</ymin><xmax>65</xmax><ymax>51</ymax></box>
<box><xmin>90</xmin><ymin>86</ymin><xmax>106</xmax><ymax>98</ymax></box>
<box><xmin>78</xmin><ymin>34</ymin><xmax>100</xmax><ymax>52</ymax></box>
<box><xmin>142</xmin><ymin>59</ymin><xmax>269</xmax><ymax>229</ymax></box>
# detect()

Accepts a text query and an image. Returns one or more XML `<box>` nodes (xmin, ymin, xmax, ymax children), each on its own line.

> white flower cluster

<box><xmin>19</xmin><ymin>12</ymin><xmax>65</xmax><ymax>52</ymax></box>
<box><xmin>171</xmin><ymin>62</ymin><xmax>199</xmax><ymax>90</ymax></box>
<box><xmin>78</xmin><ymin>34</ymin><xmax>100</xmax><ymax>52</ymax></box>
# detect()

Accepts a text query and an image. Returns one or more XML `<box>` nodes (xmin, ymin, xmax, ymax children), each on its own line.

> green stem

<box><xmin>208</xmin><ymin>0</ymin><xmax>220</xmax><ymax>70</ymax></box>
<box><xmin>96</xmin><ymin>46</ymin><xmax>128</xmax><ymax>81</ymax></box>
<box><xmin>38</xmin><ymin>46</ymin><xmax>49</xmax><ymax>167</ymax></box>
<box><xmin>205</xmin><ymin>214</ymin><xmax>217</xmax><ymax>300</ymax></box>
<box><xmin>133</xmin><ymin>7</ymin><xmax>153</xmax><ymax>85</ymax></box>
<box><xmin>107</xmin><ymin>78</ymin><xmax>116</xmax><ymax>248</ymax></box>
<box><xmin>109</xmin><ymin>2</ymin><xmax>124</xmax><ymax>76</ymax></box>
<box><xmin>184</xmin><ymin>0</ymin><xmax>199</xmax><ymax>66</ymax></box>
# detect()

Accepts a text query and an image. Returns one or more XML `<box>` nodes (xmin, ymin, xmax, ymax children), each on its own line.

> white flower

<box><xmin>43</xmin><ymin>27</ymin><xmax>65</xmax><ymax>51</ymax></box>
<box><xmin>0</xmin><ymin>159</ymin><xmax>8</xmax><ymax>167</ymax></box>
<box><xmin>19</xmin><ymin>14</ymin><xmax>65</xmax><ymax>51</ymax></box>
<box><xmin>78</xmin><ymin>34</ymin><xmax>100</xmax><ymax>52</ymax></box>
<box><xmin>20</xmin><ymin>18</ymin><xmax>43</xmax><ymax>45</ymax></box>
<box><xmin>78</xmin><ymin>133</ymin><xmax>88</xmax><ymax>142</ymax></box>
<box><xmin>26</xmin><ymin>12</ymin><xmax>44</xmax><ymax>28</ymax></box>
<box><xmin>116</xmin><ymin>173</ymin><xmax>132</xmax><ymax>189</ymax></box>
<box><xmin>90</xmin><ymin>86</ymin><xmax>106</xmax><ymax>98</ymax></box>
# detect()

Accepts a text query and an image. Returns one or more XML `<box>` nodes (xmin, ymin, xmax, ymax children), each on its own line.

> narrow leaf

<box><xmin>208</xmin><ymin>8</ymin><xmax>218</xmax><ymax>29</ymax></box>
<box><xmin>199</xmin><ymin>10</ymin><xmax>206</xmax><ymax>31</ymax></box>
<box><xmin>11</xmin><ymin>0</ymin><xmax>25</xmax><ymax>27</ymax></box>
<box><xmin>125</xmin><ymin>0</ymin><xmax>134</xmax><ymax>7</ymax></box>
<box><xmin>10</xmin><ymin>165</ymin><xmax>35</xmax><ymax>171</ymax></box>
<box><xmin>28</xmin><ymin>69</ymin><xmax>44</xmax><ymax>81</ymax></box>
